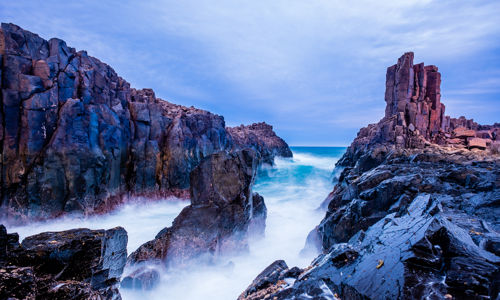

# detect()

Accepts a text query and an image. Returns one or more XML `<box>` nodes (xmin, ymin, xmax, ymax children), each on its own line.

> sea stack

<box><xmin>240</xmin><ymin>52</ymin><xmax>500</xmax><ymax>300</ymax></box>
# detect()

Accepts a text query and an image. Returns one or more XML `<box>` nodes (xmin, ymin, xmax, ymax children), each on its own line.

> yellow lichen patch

<box><xmin>444</xmin><ymin>294</ymin><xmax>453</xmax><ymax>299</ymax></box>
<box><xmin>376</xmin><ymin>260</ymin><xmax>384</xmax><ymax>269</ymax></box>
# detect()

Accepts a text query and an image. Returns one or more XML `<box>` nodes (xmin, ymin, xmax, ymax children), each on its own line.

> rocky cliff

<box><xmin>240</xmin><ymin>53</ymin><xmax>500</xmax><ymax>300</ymax></box>
<box><xmin>0</xmin><ymin>23</ymin><xmax>291</xmax><ymax>223</ymax></box>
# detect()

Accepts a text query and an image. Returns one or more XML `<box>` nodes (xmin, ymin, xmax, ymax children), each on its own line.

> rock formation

<box><xmin>226</xmin><ymin>122</ymin><xmax>293</xmax><ymax>165</ymax></box>
<box><xmin>0</xmin><ymin>23</ymin><xmax>291</xmax><ymax>223</ymax></box>
<box><xmin>241</xmin><ymin>53</ymin><xmax>500</xmax><ymax>300</ymax></box>
<box><xmin>125</xmin><ymin>149</ymin><xmax>265</xmax><ymax>276</ymax></box>
<box><xmin>0</xmin><ymin>224</ymin><xmax>127</xmax><ymax>299</ymax></box>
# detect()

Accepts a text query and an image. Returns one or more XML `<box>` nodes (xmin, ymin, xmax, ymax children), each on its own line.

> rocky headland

<box><xmin>240</xmin><ymin>52</ymin><xmax>500</xmax><ymax>300</ymax></box>
<box><xmin>0</xmin><ymin>23</ymin><xmax>291</xmax><ymax>224</ymax></box>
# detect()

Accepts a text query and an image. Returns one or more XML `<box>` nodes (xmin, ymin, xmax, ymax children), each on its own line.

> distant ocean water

<box><xmin>6</xmin><ymin>147</ymin><xmax>347</xmax><ymax>300</ymax></box>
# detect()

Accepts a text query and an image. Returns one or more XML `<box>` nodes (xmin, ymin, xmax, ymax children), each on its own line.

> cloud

<box><xmin>1</xmin><ymin>0</ymin><xmax>499</xmax><ymax>145</ymax></box>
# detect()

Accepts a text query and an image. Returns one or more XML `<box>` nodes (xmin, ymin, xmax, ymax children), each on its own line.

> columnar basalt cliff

<box><xmin>0</xmin><ymin>224</ymin><xmax>127</xmax><ymax>299</ymax></box>
<box><xmin>336</xmin><ymin>52</ymin><xmax>499</xmax><ymax>173</ymax></box>
<box><xmin>124</xmin><ymin>149</ymin><xmax>265</xmax><ymax>289</ymax></box>
<box><xmin>240</xmin><ymin>53</ymin><xmax>500</xmax><ymax>300</ymax></box>
<box><xmin>0</xmin><ymin>23</ymin><xmax>291</xmax><ymax>223</ymax></box>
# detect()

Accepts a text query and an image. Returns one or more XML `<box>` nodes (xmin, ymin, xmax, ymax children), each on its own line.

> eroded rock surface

<box><xmin>0</xmin><ymin>23</ymin><xmax>291</xmax><ymax>223</ymax></box>
<box><xmin>0</xmin><ymin>224</ymin><xmax>127</xmax><ymax>299</ymax></box>
<box><xmin>126</xmin><ymin>149</ymin><xmax>266</xmax><ymax>273</ymax></box>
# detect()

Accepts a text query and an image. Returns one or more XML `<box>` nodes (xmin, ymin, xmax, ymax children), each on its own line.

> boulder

<box><xmin>455</xmin><ymin>129</ymin><xmax>477</xmax><ymax>139</ymax></box>
<box><xmin>0</xmin><ymin>225</ymin><xmax>128</xmax><ymax>299</ymax></box>
<box><xmin>477</xmin><ymin>130</ymin><xmax>493</xmax><ymax>139</ymax></box>
<box><xmin>469</xmin><ymin>138</ymin><xmax>487</xmax><ymax>149</ymax></box>
<box><xmin>121</xmin><ymin>267</ymin><xmax>161</xmax><ymax>291</ymax></box>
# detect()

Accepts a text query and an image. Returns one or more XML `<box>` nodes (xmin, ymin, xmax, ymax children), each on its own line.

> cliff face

<box><xmin>0</xmin><ymin>23</ymin><xmax>291</xmax><ymax>222</ymax></box>
<box><xmin>240</xmin><ymin>53</ymin><xmax>500</xmax><ymax>300</ymax></box>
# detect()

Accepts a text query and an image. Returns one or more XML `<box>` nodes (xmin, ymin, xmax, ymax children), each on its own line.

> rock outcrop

<box><xmin>226</xmin><ymin>122</ymin><xmax>293</xmax><ymax>165</ymax></box>
<box><xmin>0</xmin><ymin>23</ymin><xmax>291</xmax><ymax>223</ymax></box>
<box><xmin>337</xmin><ymin>52</ymin><xmax>499</xmax><ymax>174</ymax></box>
<box><xmin>125</xmin><ymin>149</ymin><xmax>265</xmax><ymax>275</ymax></box>
<box><xmin>0</xmin><ymin>224</ymin><xmax>127</xmax><ymax>299</ymax></box>
<box><xmin>241</xmin><ymin>53</ymin><xmax>500</xmax><ymax>300</ymax></box>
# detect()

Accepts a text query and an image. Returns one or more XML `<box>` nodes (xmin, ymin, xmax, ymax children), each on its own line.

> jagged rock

<box><xmin>0</xmin><ymin>225</ymin><xmax>128</xmax><ymax>299</ymax></box>
<box><xmin>0</xmin><ymin>23</ymin><xmax>291</xmax><ymax>223</ymax></box>
<box><xmin>238</xmin><ymin>260</ymin><xmax>290</xmax><ymax>300</ymax></box>
<box><xmin>226</xmin><ymin>122</ymin><xmax>292</xmax><ymax>164</ymax></box>
<box><xmin>121</xmin><ymin>267</ymin><xmax>161</xmax><ymax>291</ymax></box>
<box><xmin>336</xmin><ymin>52</ymin><xmax>498</xmax><ymax>174</ymax></box>
<box><xmin>127</xmin><ymin>149</ymin><xmax>266</xmax><ymax>269</ymax></box>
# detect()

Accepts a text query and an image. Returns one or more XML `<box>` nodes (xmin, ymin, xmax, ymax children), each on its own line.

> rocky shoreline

<box><xmin>2</xmin><ymin>22</ymin><xmax>500</xmax><ymax>300</ymax></box>
<box><xmin>240</xmin><ymin>53</ymin><xmax>500</xmax><ymax>300</ymax></box>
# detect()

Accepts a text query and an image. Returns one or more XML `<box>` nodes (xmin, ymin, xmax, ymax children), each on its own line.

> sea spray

<box><xmin>5</xmin><ymin>147</ymin><xmax>345</xmax><ymax>300</ymax></box>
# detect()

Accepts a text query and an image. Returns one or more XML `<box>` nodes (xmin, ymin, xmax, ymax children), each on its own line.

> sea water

<box><xmin>5</xmin><ymin>147</ymin><xmax>346</xmax><ymax>300</ymax></box>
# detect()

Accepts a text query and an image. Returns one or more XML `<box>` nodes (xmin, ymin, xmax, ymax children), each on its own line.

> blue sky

<box><xmin>1</xmin><ymin>0</ymin><xmax>499</xmax><ymax>146</ymax></box>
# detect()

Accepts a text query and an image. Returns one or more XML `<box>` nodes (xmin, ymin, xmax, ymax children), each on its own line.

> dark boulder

<box><xmin>121</xmin><ymin>267</ymin><xmax>161</xmax><ymax>291</ymax></box>
<box><xmin>0</xmin><ymin>225</ymin><xmax>127</xmax><ymax>299</ymax></box>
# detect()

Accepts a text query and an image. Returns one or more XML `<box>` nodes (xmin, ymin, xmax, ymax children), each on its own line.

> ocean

<box><xmin>5</xmin><ymin>147</ymin><xmax>346</xmax><ymax>300</ymax></box>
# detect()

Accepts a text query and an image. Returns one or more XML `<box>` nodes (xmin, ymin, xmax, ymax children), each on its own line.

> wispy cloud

<box><xmin>1</xmin><ymin>0</ymin><xmax>499</xmax><ymax>145</ymax></box>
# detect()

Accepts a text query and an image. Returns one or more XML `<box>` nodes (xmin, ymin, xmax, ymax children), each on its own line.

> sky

<box><xmin>1</xmin><ymin>0</ymin><xmax>499</xmax><ymax>146</ymax></box>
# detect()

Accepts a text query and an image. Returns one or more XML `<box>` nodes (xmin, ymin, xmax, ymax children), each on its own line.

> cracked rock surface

<box><xmin>0</xmin><ymin>224</ymin><xmax>128</xmax><ymax>300</ymax></box>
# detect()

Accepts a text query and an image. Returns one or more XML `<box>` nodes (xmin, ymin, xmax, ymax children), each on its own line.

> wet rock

<box><xmin>0</xmin><ymin>266</ymin><xmax>37</xmax><ymax>300</ymax></box>
<box><xmin>0</xmin><ymin>225</ymin><xmax>128</xmax><ymax>299</ymax></box>
<box><xmin>121</xmin><ymin>267</ymin><xmax>161</xmax><ymax>291</ymax></box>
<box><xmin>238</xmin><ymin>260</ymin><xmax>290</xmax><ymax>300</ymax></box>
<box><xmin>128</xmin><ymin>149</ymin><xmax>266</xmax><ymax>269</ymax></box>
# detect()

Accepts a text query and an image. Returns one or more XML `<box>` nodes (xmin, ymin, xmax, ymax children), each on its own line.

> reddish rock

<box><xmin>446</xmin><ymin>138</ymin><xmax>462</xmax><ymax>145</ymax></box>
<box><xmin>455</xmin><ymin>130</ymin><xmax>476</xmax><ymax>139</ymax></box>
<box><xmin>468</xmin><ymin>138</ymin><xmax>487</xmax><ymax>149</ymax></box>
<box><xmin>476</xmin><ymin>130</ymin><xmax>493</xmax><ymax>139</ymax></box>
